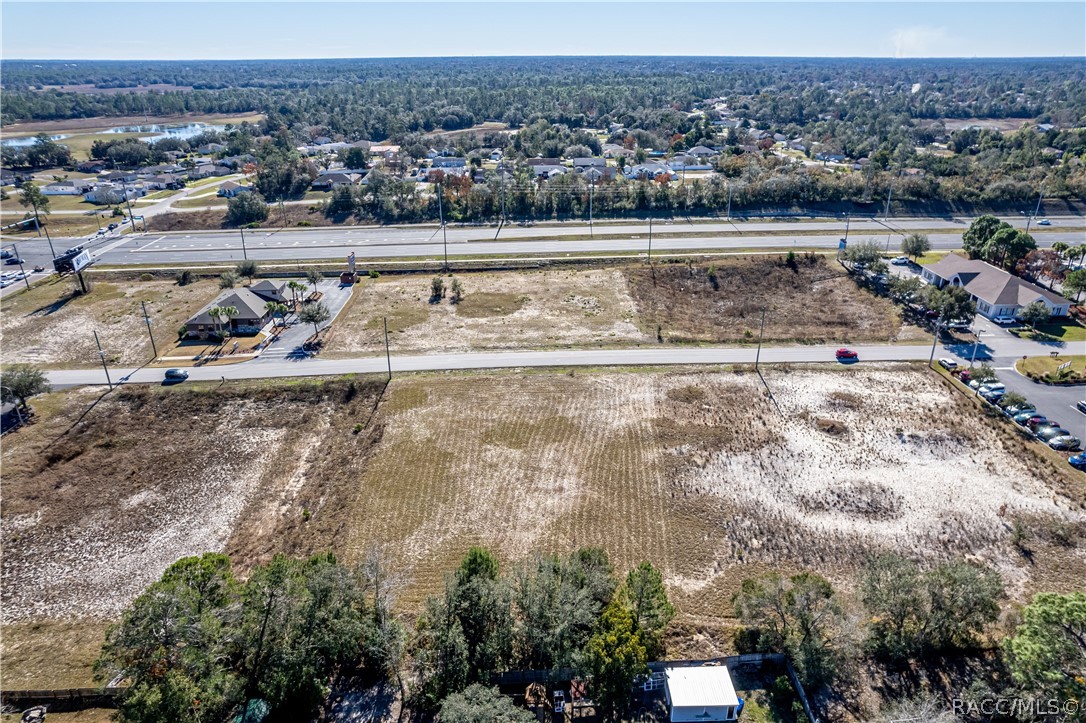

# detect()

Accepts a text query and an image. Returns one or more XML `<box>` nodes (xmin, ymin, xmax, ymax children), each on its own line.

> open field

<box><xmin>627</xmin><ymin>255</ymin><xmax>918</xmax><ymax>344</ymax></box>
<box><xmin>324</xmin><ymin>259</ymin><xmax>920</xmax><ymax>356</ymax></box>
<box><xmin>1</xmin><ymin>113</ymin><xmax>266</xmax><ymax>137</ymax></box>
<box><xmin>324</xmin><ymin>267</ymin><xmax>647</xmax><ymax>355</ymax></box>
<box><xmin>3</xmin><ymin>367</ymin><xmax>1083</xmax><ymax>690</ymax></box>
<box><xmin>0</xmin><ymin>276</ymin><xmax>219</xmax><ymax>367</ymax></box>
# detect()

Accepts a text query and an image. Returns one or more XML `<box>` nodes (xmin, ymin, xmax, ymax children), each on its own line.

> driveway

<box><xmin>256</xmin><ymin>279</ymin><xmax>354</xmax><ymax>361</ymax></box>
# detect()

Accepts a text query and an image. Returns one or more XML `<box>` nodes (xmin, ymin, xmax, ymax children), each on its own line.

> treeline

<box><xmin>99</xmin><ymin>547</ymin><xmax>674</xmax><ymax>722</ymax></box>
<box><xmin>101</xmin><ymin>546</ymin><xmax>1083</xmax><ymax>722</ymax></box>
<box><xmin>3</xmin><ymin>57</ymin><xmax>1083</xmax><ymax>138</ymax></box>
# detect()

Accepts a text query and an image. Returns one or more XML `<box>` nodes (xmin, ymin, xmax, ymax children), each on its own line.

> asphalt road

<box><xmin>4</xmin><ymin>215</ymin><xmax>1082</xmax><ymax>268</ymax></box>
<box><xmin>45</xmin><ymin>343</ymin><xmax>935</xmax><ymax>387</ymax></box>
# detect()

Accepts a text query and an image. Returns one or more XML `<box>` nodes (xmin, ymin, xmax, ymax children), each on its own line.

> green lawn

<box><xmin>1010</xmin><ymin>320</ymin><xmax>1086</xmax><ymax>343</ymax></box>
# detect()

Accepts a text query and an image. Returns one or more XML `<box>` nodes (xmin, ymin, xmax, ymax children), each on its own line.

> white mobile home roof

<box><xmin>665</xmin><ymin>666</ymin><xmax>739</xmax><ymax>708</ymax></box>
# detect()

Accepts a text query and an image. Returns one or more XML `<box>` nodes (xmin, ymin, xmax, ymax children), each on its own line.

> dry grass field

<box><xmin>627</xmin><ymin>255</ymin><xmax>915</xmax><ymax>344</ymax></box>
<box><xmin>324</xmin><ymin>268</ymin><xmax>647</xmax><ymax>355</ymax></box>
<box><xmin>4</xmin><ymin>367</ymin><xmax>1083</xmax><ymax>690</ymax></box>
<box><xmin>0</xmin><ymin>277</ymin><xmax>218</xmax><ymax>367</ymax></box>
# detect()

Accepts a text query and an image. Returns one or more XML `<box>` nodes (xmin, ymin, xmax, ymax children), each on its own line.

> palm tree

<box><xmin>288</xmin><ymin>280</ymin><xmax>308</xmax><ymax>308</ymax></box>
<box><xmin>207</xmin><ymin>305</ymin><xmax>223</xmax><ymax>338</ymax></box>
<box><xmin>305</xmin><ymin>269</ymin><xmax>324</xmax><ymax>295</ymax></box>
<box><xmin>265</xmin><ymin>301</ymin><xmax>288</xmax><ymax>327</ymax></box>
<box><xmin>217</xmin><ymin>305</ymin><xmax>239</xmax><ymax>337</ymax></box>
<box><xmin>1051</xmin><ymin>241</ymin><xmax>1070</xmax><ymax>261</ymax></box>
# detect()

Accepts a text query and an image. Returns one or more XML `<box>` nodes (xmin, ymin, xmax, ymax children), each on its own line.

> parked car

<box><xmin>980</xmin><ymin>389</ymin><xmax>1005</xmax><ymax>402</ymax></box>
<box><xmin>164</xmin><ymin>368</ymin><xmax>189</xmax><ymax>381</ymax></box>
<box><xmin>993</xmin><ymin>315</ymin><xmax>1018</xmax><ymax>325</ymax></box>
<box><xmin>1077</xmin><ymin>400</ymin><xmax>1086</xmax><ymax>415</ymax></box>
<box><xmin>1021</xmin><ymin>414</ymin><xmax>1048</xmax><ymax>428</ymax></box>
<box><xmin>938</xmin><ymin>358</ymin><xmax>958</xmax><ymax>371</ymax></box>
<box><xmin>835</xmin><ymin>348</ymin><xmax>858</xmax><ymax>361</ymax></box>
<box><xmin>0</xmin><ymin>249</ymin><xmax>11</xmax><ymax>259</ymax></box>
<box><xmin>1069</xmin><ymin>453</ymin><xmax>1086</xmax><ymax>471</ymax></box>
<box><xmin>978</xmin><ymin>383</ymin><xmax>1006</xmax><ymax>394</ymax></box>
<box><xmin>891</xmin><ymin>256</ymin><xmax>909</xmax><ymax>265</ymax></box>
<box><xmin>1037</xmin><ymin>218</ymin><xmax>1051</xmax><ymax>226</ymax></box>
<box><xmin>1037</xmin><ymin>427</ymin><xmax>1072</xmax><ymax>443</ymax></box>
<box><xmin>1049</xmin><ymin>435</ymin><xmax>1081</xmax><ymax>451</ymax></box>
<box><xmin>955</xmin><ymin>369</ymin><xmax>972</xmax><ymax>384</ymax></box>
<box><xmin>1003</xmin><ymin>404</ymin><xmax>1035</xmax><ymax>417</ymax></box>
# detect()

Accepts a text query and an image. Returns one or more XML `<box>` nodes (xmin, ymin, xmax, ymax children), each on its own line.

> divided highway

<box><xmin>4</xmin><ymin>215</ymin><xmax>1082</xmax><ymax>269</ymax></box>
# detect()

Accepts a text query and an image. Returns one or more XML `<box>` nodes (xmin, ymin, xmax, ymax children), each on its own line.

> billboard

<box><xmin>72</xmin><ymin>251</ymin><xmax>92</xmax><ymax>272</ymax></box>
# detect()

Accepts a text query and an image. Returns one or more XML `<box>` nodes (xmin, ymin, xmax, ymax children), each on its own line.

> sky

<box><xmin>2</xmin><ymin>1</ymin><xmax>1084</xmax><ymax>60</ymax></box>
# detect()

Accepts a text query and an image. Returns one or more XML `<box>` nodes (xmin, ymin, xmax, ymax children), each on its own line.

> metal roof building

<box><xmin>664</xmin><ymin>665</ymin><xmax>742</xmax><ymax>722</ymax></box>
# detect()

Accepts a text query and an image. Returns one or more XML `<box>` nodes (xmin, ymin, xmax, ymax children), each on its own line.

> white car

<box><xmin>1037</xmin><ymin>219</ymin><xmax>1051</xmax><ymax>226</ymax></box>
<box><xmin>978</xmin><ymin>383</ymin><xmax>1006</xmax><ymax>395</ymax></box>
<box><xmin>993</xmin><ymin>315</ymin><xmax>1017</xmax><ymax>325</ymax></box>
<box><xmin>891</xmin><ymin>256</ymin><xmax>909</xmax><ymax>265</ymax></box>
<box><xmin>938</xmin><ymin>358</ymin><xmax>958</xmax><ymax>370</ymax></box>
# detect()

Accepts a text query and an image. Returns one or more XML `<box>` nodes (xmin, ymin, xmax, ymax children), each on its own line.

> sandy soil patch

<box><xmin>342</xmin><ymin>367</ymin><xmax>1086</xmax><ymax>616</ymax></box>
<box><xmin>0</xmin><ymin>277</ymin><xmax>218</xmax><ymax>367</ymax></box>
<box><xmin>324</xmin><ymin>268</ymin><xmax>649</xmax><ymax>354</ymax></box>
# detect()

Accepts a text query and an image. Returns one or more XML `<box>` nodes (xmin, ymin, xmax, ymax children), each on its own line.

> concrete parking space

<box><xmin>255</xmin><ymin>278</ymin><xmax>354</xmax><ymax>362</ymax></box>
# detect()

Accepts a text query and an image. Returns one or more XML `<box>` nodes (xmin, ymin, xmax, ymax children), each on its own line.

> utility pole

<box><xmin>94</xmin><ymin>330</ymin><xmax>113</xmax><ymax>390</ymax></box>
<box><xmin>726</xmin><ymin>182</ymin><xmax>732</xmax><ymax>220</ymax></box>
<box><xmin>499</xmin><ymin>166</ymin><xmax>507</xmax><ymax>225</ymax></box>
<box><xmin>438</xmin><ymin>187</ymin><xmax>448</xmax><ymax>270</ymax></box>
<box><xmin>884</xmin><ymin>169</ymin><xmax>898</xmax><ymax>251</ymax></box>
<box><xmin>240</xmin><ymin>225</ymin><xmax>248</xmax><ymax>260</ymax></box>
<box><xmin>588</xmin><ymin>178</ymin><xmax>594</xmax><ymax>237</ymax></box>
<box><xmin>1025</xmin><ymin>187</ymin><xmax>1044</xmax><ymax>234</ymax></box>
<box><xmin>11</xmin><ymin>243</ymin><xmax>31</xmax><ymax>290</ymax></box>
<box><xmin>647</xmin><ymin>216</ymin><xmax>653</xmax><ymax>263</ymax></box>
<box><xmin>383</xmin><ymin>316</ymin><xmax>392</xmax><ymax>381</ymax></box>
<box><xmin>141</xmin><ymin>300</ymin><xmax>158</xmax><ymax>359</ymax></box>
<box><xmin>928</xmin><ymin>321</ymin><xmax>942</xmax><ymax>368</ymax></box>
<box><xmin>969</xmin><ymin>331</ymin><xmax>983</xmax><ymax>368</ymax></box>
<box><xmin>755</xmin><ymin>306</ymin><xmax>766</xmax><ymax>371</ymax></box>
<box><xmin>124</xmin><ymin>192</ymin><xmax>141</xmax><ymax>233</ymax></box>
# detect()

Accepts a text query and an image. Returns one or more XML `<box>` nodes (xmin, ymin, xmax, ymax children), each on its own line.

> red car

<box><xmin>835</xmin><ymin>348</ymin><xmax>858</xmax><ymax>361</ymax></box>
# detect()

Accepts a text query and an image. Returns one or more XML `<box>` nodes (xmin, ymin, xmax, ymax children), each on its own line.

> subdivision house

<box><xmin>183</xmin><ymin>288</ymin><xmax>273</xmax><ymax>338</ymax></box>
<box><xmin>664</xmin><ymin>666</ymin><xmax>743</xmax><ymax>722</ymax></box>
<box><xmin>217</xmin><ymin>180</ymin><xmax>253</xmax><ymax>198</ymax></box>
<box><xmin>921</xmin><ymin>255</ymin><xmax>1071</xmax><ymax>320</ymax></box>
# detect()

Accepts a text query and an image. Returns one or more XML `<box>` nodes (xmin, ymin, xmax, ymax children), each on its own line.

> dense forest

<box><xmin>4</xmin><ymin>57</ymin><xmax>1086</xmax><ymax>220</ymax></box>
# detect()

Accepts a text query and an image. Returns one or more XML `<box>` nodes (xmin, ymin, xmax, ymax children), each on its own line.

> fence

<box><xmin>0</xmin><ymin>687</ymin><xmax>125</xmax><ymax>712</ymax></box>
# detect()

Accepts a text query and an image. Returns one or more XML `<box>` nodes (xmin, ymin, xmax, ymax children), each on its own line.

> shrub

<box><xmin>139</xmin><ymin>272</ymin><xmax>154</xmax><ymax>282</ymax></box>
<box><xmin>368</xmin><ymin>269</ymin><xmax>380</xmax><ymax>279</ymax></box>
<box><xmin>430</xmin><ymin>276</ymin><xmax>446</xmax><ymax>301</ymax></box>
<box><xmin>175</xmin><ymin>270</ymin><xmax>194</xmax><ymax>286</ymax></box>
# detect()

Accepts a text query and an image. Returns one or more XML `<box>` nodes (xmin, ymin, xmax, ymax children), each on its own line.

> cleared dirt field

<box><xmin>324</xmin><ymin>268</ymin><xmax>648</xmax><ymax>354</ymax></box>
<box><xmin>627</xmin><ymin>255</ymin><xmax>912</xmax><ymax>344</ymax></box>
<box><xmin>4</xmin><ymin>368</ymin><xmax>1083</xmax><ymax>683</ymax></box>
<box><xmin>0</xmin><ymin>277</ymin><xmax>218</xmax><ymax>367</ymax></box>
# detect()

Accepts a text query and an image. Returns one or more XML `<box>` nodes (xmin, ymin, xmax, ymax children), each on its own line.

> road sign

<box><xmin>347</xmin><ymin>252</ymin><xmax>356</xmax><ymax>272</ymax></box>
<box><xmin>72</xmin><ymin>251</ymin><xmax>92</xmax><ymax>272</ymax></box>
<box><xmin>1057</xmin><ymin>360</ymin><xmax>1072</xmax><ymax>372</ymax></box>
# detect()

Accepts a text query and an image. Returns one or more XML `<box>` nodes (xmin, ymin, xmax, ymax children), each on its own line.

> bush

<box><xmin>225</xmin><ymin>191</ymin><xmax>269</xmax><ymax>226</ymax></box>
<box><xmin>175</xmin><ymin>270</ymin><xmax>194</xmax><ymax>286</ymax></box>
<box><xmin>430</xmin><ymin>276</ymin><xmax>446</xmax><ymax>301</ymax></box>
<box><xmin>139</xmin><ymin>273</ymin><xmax>154</xmax><ymax>282</ymax></box>
<box><xmin>368</xmin><ymin>269</ymin><xmax>380</xmax><ymax>279</ymax></box>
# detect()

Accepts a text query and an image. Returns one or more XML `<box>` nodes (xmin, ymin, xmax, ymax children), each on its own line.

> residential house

<box><xmin>101</xmin><ymin>170</ymin><xmax>139</xmax><ymax>184</ymax></box>
<box><xmin>183</xmin><ymin>288</ymin><xmax>272</xmax><ymax>338</ymax></box>
<box><xmin>921</xmin><ymin>255</ymin><xmax>1071</xmax><ymax>320</ymax></box>
<box><xmin>580</xmin><ymin>166</ymin><xmax>617</xmax><ymax>182</ymax></box>
<box><xmin>188</xmin><ymin>165</ymin><xmax>215</xmax><ymax>180</ymax></box>
<box><xmin>668</xmin><ymin>156</ymin><xmax>712</xmax><ymax>171</ymax></box>
<box><xmin>42</xmin><ymin>180</ymin><xmax>88</xmax><ymax>195</ymax></box>
<box><xmin>311</xmin><ymin>172</ymin><xmax>362</xmax><ymax>191</ymax></box>
<box><xmin>624</xmin><ymin>162</ymin><xmax>672</xmax><ymax>180</ymax></box>
<box><xmin>312</xmin><ymin>136</ymin><xmax>333</xmax><ymax>146</ymax></box>
<box><xmin>573</xmin><ymin>157</ymin><xmax>606</xmax><ymax>172</ymax></box>
<box><xmin>772</xmin><ymin>133</ymin><xmax>787</xmax><ymax>142</ymax></box>
<box><xmin>686</xmin><ymin>145</ymin><xmax>717</xmax><ymax>159</ymax></box>
<box><xmin>525</xmin><ymin>158</ymin><xmax>562</xmax><ymax>167</ymax></box>
<box><xmin>197</xmin><ymin>142</ymin><xmax>227</xmax><ymax>155</ymax></box>
<box><xmin>217</xmin><ymin>180</ymin><xmax>253</xmax><ymax>198</ymax></box>
<box><xmin>146</xmin><ymin>174</ymin><xmax>184</xmax><ymax>191</ymax></box>
<box><xmin>219</xmin><ymin>154</ymin><xmax>258</xmax><ymax>169</ymax></box>
<box><xmin>531</xmin><ymin>164</ymin><xmax>567</xmax><ymax>179</ymax></box>
<box><xmin>431</xmin><ymin>156</ymin><xmax>467</xmax><ymax>169</ymax></box>
<box><xmin>787</xmin><ymin>139</ymin><xmax>807</xmax><ymax>152</ymax></box>
<box><xmin>664</xmin><ymin>665</ymin><xmax>741</xmax><ymax>722</ymax></box>
<box><xmin>84</xmin><ymin>183</ymin><xmax>145</xmax><ymax>204</ymax></box>
<box><xmin>489</xmin><ymin>149</ymin><xmax>503</xmax><ymax>161</ymax></box>
<box><xmin>77</xmin><ymin>159</ymin><xmax>110</xmax><ymax>173</ymax></box>
<box><xmin>1042</xmin><ymin>147</ymin><xmax>1064</xmax><ymax>159</ymax></box>
<box><xmin>418</xmin><ymin>166</ymin><xmax>471</xmax><ymax>182</ymax></box>
<box><xmin>815</xmin><ymin>152</ymin><xmax>848</xmax><ymax>163</ymax></box>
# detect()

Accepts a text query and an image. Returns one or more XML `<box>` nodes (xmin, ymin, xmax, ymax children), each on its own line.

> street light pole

<box><xmin>438</xmin><ymin>187</ymin><xmax>448</xmax><ymax>270</ymax></box>
<box><xmin>1025</xmin><ymin>187</ymin><xmax>1044</xmax><ymax>234</ymax></box>
<box><xmin>94</xmin><ymin>330</ymin><xmax>113</xmax><ymax>390</ymax></box>
<box><xmin>588</xmin><ymin>178</ymin><xmax>594</xmax><ymax>237</ymax></box>
<box><xmin>11</xmin><ymin>243</ymin><xmax>31</xmax><ymax>290</ymax></box>
<box><xmin>726</xmin><ymin>182</ymin><xmax>732</xmax><ymax>220</ymax></box>
<box><xmin>928</xmin><ymin>321</ymin><xmax>942</xmax><ymax>368</ymax></box>
<box><xmin>969</xmin><ymin>331</ymin><xmax>983</xmax><ymax>369</ymax></box>
<box><xmin>647</xmin><ymin>216</ymin><xmax>653</xmax><ymax>263</ymax></box>
<box><xmin>755</xmin><ymin>306</ymin><xmax>766</xmax><ymax>371</ymax></box>
<box><xmin>141</xmin><ymin>300</ymin><xmax>158</xmax><ymax>359</ymax></box>
<box><xmin>383</xmin><ymin>316</ymin><xmax>392</xmax><ymax>381</ymax></box>
<box><xmin>240</xmin><ymin>226</ymin><xmax>248</xmax><ymax>260</ymax></box>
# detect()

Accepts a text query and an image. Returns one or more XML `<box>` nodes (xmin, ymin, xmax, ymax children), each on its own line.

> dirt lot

<box><xmin>627</xmin><ymin>255</ymin><xmax>913</xmax><ymax>344</ymax></box>
<box><xmin>0</xmin><ymin>276</ymin><xmax>218</xmax><ymax>367</ymax></box>
<box><xmin>4</xmin><ymin>368</ymin><xmax>1083</xmax><ymax>687</ymax></box>
<box><xmin>324</xmin><ymin>268</ymin><xmax>648</xmax><ymax>354</ymax></box>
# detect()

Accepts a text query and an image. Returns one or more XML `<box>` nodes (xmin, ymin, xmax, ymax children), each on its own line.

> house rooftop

<box><xmin>926</xmin><ymin>255</ymin><xmax>1070</xmax><ymax>307</ymax></box>
<box><xmin>187</xmin><ymin>288</ymin><xmax>269</xmax><ymax>327</ymax></box>
<box><xmin>665</xmin><ymin>666</ymin><xmax>739</xmax><ymax>709</ymax></box>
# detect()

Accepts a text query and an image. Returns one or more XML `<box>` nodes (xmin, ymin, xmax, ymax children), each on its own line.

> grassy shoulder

<box><xmin>1015</xmin><ymin>354</ymin><xmax>1086</xmax><ymax>383</ymax></box>
<box><xmin>1010</xmin><ymin>319</ymin><xmax>1086</xmax><ymax>342</ymax></box>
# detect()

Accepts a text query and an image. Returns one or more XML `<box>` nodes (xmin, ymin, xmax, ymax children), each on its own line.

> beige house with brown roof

<box><xmin>921</xmin><ymin>255</ymin><xmax>1071</xmax><ymax>319</ymax></box>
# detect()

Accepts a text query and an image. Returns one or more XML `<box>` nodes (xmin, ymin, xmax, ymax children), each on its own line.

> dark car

<box><xmin>4</xmin><ymin>257</ymin><xmax>24</xmax><ymax>265</ymax></box>
<box><xmin>108</xmin><ymin>223</ymin><xmax>118</xmax><ymax>230</ymax></box>
<box><xmin>65</xmin><ymin>246</ymin><xmax>84</xmax><ymax>255</ymax></box>
<box><xmin>164</xmin><ymin>368</ymin><xmax>189</xmax><ymax>381</ymax></box>
<box><xmin>1078</xmin><ymin>400</ymin><xmax>1086</xmax><ymax>415</ymax></box>
<box><xmin>835</xmin><ymin>348</ymin><xmax>858</xmax><ymax>361</ymax></box>
<box><xmin>1014</xmin><ymin>411</ymin><xmax>1040</xmax><ymax>425</ymax></box>
<box><xmin>1036</xmin><ymin>426</ymin><xmax>1071</xmax><ymax>442</ymax></box>
<box><xmin>1069</xmin><ymin>453</ymin><xmax>1086</xmax><ymax>471</ymax></box>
